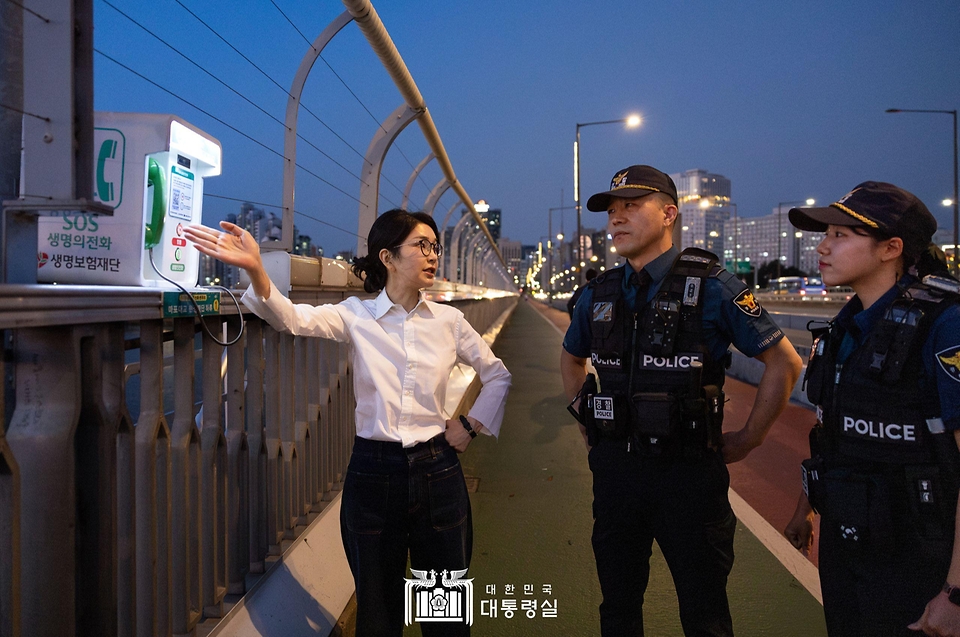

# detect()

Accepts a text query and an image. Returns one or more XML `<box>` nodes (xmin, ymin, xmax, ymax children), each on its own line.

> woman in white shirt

<box><xmin>186</xmin><ymin>209</ymin><xmax>511</xmax><ymax>637</ymax></box>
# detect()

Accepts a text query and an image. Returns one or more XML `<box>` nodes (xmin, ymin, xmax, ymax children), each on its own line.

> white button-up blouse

<box><xmin>242</xmin><ymin>281</ymin><xmax>511</xmax><ymax>447</ymax></box>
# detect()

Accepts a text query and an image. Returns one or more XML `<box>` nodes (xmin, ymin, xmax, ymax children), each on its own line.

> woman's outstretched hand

<box><xmin>184</xmin><ymin>221</ymin><xmax>261</xmax><ymax>269</ymax></box>
<box><xmin>185</xmin><ymin>221</ymin><xmax>271</xmax><ymax>297</ymax></box>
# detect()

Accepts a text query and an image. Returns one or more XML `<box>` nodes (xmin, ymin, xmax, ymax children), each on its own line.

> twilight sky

<box><xmin>93</xmin><ymin>0</ymin><xmax>960</xmax><ymax>256</ymax></box>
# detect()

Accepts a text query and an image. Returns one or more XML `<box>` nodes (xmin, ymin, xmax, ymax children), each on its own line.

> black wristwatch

<box><xmin>459</xmin><ymin>415</ymin><xmax>478</xmax><ymax>439</ymax></box>
<box><xmin>943</xmin><ymin>583</ymin><xmax>960</xmax><ymax>607</ymax></box>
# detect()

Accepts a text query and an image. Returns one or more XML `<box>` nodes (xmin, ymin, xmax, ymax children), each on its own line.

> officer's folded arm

<box><xmin>721</xmin><ymin>337</ymin><xmax>802</xmax><ymax>464</ymax></box>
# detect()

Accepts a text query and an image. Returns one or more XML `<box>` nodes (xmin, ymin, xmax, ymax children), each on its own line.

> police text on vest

<box><xmin>842</xmin><ymin>416</ymin><xmax>916</xmax><ymax>442</ymax></box>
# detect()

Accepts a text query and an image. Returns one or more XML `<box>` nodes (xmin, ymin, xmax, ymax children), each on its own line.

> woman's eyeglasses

<box><xmin>392</xmin><ymin>239</ymin><xmax>443</xmax><ymax>257</ymax></box>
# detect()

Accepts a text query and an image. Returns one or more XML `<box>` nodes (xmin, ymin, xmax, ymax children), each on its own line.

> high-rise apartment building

<box><xmin>498</xmin><ymin>238</ymin><xmax>522</xmax><ymax>279</ymax></box>
<box><xmin>671</xmin><ymin>169</ymin><xmax>732</xmax><ymax>255</ymax></box>
<box><xmin>480</xmin><ymin>207</ymin><xmax>501</xmax><ymax>243</ymax></box>
<box><xmin>725</xmin><ymin>209</ymin><xmax>822</xmax><ymax>275</ymax></box>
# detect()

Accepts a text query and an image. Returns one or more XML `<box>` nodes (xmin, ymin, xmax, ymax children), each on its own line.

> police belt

<box><xmin>585</xmin><ymin>389</ymin><xmax>720</xmax><ymax>458</ymax></box>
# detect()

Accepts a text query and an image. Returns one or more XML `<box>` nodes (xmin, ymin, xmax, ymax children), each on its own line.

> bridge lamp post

<box><xmin>885</xmin><ymin>108</ymin><xmax>958</xmax><ymax>273</ymax></box>
<box><xmin>574</xmin><ymin>115</ymin><xmax>641</xmax><ymax>280</ymax></box>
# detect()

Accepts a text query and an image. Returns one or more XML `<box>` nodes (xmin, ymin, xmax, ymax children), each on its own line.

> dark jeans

<box><xmin>589</xmin><ymin>438</ymin><xmax>736</xmax><ymax>637</ymax></box>
<box><xmin>340</xmin><ymin>434</ymin><xmax>472</xmax><ymax>637</ymax></box>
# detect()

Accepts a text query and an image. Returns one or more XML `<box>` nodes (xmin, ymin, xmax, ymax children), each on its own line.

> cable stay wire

<box><xmin>204</xmin><ymin>193</ymin><xmax>363</xmax><ymax>239</ymax></box>
<box><xmin>95</xmin><ymin>48</ymin><xmax>402</xmax><ymax>214</ymax></box>
<box><xmin>0</xmin><ymin>101</ymin><xmax>49</xmax><ymax>121</ymax></box>
<box><xmin>3</xmin><ymin>0</ymin><xmax>50</xmax><ymax>22</ymax></box>
<box><xmin>268</xmin><ymin>0</ymin><xmax>436</xmax><ymax>202</ymax></box>
<box><xmin>98</xmin><ymin>0</ymin><xmax>377</xmax><ymax>195</ymax></box>
<box><xmin>172</xmin><ymin>0</ymin><xmax>408</xmax><ymax>201</ymax></box>
<box><xmin>172</xmin><ymin>0</ymin><xmax>361</xmax><ymax>162</ymax></box>
<box><xmin>94</xmin><ymin>49</ymin><xmax>365</xmax><ymax>206</ymax></box>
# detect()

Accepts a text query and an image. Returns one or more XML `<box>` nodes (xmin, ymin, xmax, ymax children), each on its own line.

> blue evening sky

<box><xmin>93</xmin><ymin>0</ymin><xmax>960</xmax><ymax>256</ymax></box>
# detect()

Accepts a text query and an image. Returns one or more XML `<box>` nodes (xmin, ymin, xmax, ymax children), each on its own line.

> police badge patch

<box><xmin>593</xmin><ymin>301</ymin><xmax>614</xmax><ymax>322</ymax></box>
<box><xmin>937</xmin><ymin>346</ymin><xmax>960</xmax><ymax>383</ymax></box>
<box><xmin>733</xmin><ymin>289</ymin><xmax>762</xmax><ymax>317</ymax></box>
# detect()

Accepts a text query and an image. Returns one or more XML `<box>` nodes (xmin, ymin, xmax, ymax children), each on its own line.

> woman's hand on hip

<box><xmin>444</xmin><ymin>418</ymin><xmax>473</xmax><ymax>453</ymax></box>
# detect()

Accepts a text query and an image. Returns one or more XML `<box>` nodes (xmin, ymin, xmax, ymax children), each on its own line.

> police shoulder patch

<box><xmin>937</xmin><ymin>346</ymin><xmax>960</xmax><ymax>383</ymax></box>
<box><xmin>593</xmin><ymin>301</ymin><xmax>614</xmax><ymax>322</ymax></box>
<box><xmin>733</xmin><ymin>288</ymin><xmax>762</xmax><ymax>317</ymax></box>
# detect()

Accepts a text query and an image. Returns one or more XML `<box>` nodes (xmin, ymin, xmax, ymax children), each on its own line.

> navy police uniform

<box><xmin>563</xmin><ymin>246</ymin><xmax>785</xmax><ymax>636</ymax></box>
<box><xmin>803</xmin><ymin>275</ymin><xmax>960</xmax><ymax>636</ymax></box>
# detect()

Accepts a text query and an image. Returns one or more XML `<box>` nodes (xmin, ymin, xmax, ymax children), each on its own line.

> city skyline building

<box><xmin>201</xmin><ymin>202</ymin><xmax>323</xmax><ymax>288</ymax></box>
<box><xmin>672</xmin><ymin>169</ymin><xmax>732</xmax><ymax>256</ymax></box>
<box><xmin>480</xmin><ymin>207</ymin><xmax>501</xmax><ymax>243</ymax></box>
<box><xmin>498</xmin><ymin>238</ymin><xmax>523</xmax><ymax>279</ymax></box>
<box><xmin>724</xmin><ymin>209</ymin><xmax>822</xmax><ymax>276</ymax></box>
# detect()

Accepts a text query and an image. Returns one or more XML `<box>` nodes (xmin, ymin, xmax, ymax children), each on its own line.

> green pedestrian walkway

<box><xmin>410</xmin><ymin>298</ymin><xmax>827</xmax><ymax>636</ymax></box>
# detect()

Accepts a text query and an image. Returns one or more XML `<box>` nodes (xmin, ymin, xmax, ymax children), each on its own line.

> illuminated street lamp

<box><xmin>777</xmin><ymin>198</ymin><xmax>815</xmax><ymax>278</ymax></box>
<box><xmin>886</xmin><ymin>108</ymin><xmax>958</xmax><ymax>273</ymax></box>
<box><xmin>574</xmin><ymin>115</ymin><xmax>642</xmax><ymax>278</ymax></box>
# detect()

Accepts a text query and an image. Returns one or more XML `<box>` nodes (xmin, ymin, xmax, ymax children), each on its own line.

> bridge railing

<box><xmin>0</xmin><ymin>284</ymin><xmax>516</xmax><ymax>637</ymax></box>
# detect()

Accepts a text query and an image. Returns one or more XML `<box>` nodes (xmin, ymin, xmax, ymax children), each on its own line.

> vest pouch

<box><xmin>586</xmin><ymin>393</ymin><xmax>631</xmax><ymax>438</ymax></box>
<box><xmin>903</xmin><ymin>464</ymin><xmax>954</xmax><ymax>541</ymax></box>
<box><xmin>641</xmin><ymin>298</ymin><xmax>680</xmax><ymax>357</ymax></box>
<box><xmin>821</xmin><ymin>469</ymin><xmax>895</xmax><ymax>553</ymax></box>
<box><xmin>801</xmin><ymin>457</ymin><xmax>825</xmax><ymax>513</ymax></box>
<box><xmin>632</xmin><ymin>392</ymin><xmax>679</xmax><ymax>439</ymax></box>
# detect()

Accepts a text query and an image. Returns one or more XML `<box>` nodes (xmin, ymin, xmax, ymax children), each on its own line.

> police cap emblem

<box><xmin>733</xmin><ymin>288</ymin><xmax>762</xmax><ymax>317</ymax></box>
<box><xmin>937</xmin><ymin>346</ymin><xmax>960</xmax><ymax>384</ymax></box>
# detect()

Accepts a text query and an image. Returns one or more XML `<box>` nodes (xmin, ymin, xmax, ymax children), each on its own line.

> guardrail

<box><xmin>0</xmin><ymin>284</ymin><xmax>517</xmax><ymax>637</ymax></box>
<box><xmin>753</xmin><ymin>291</ymin><xmax>852</xmax><ymax>304</ymax></box>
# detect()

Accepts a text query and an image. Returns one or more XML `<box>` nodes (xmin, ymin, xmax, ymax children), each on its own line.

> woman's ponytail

<box><xmin>351</xmin><ymin>254</ymin><xmax>389</xmax><ymax>294</ymax></box>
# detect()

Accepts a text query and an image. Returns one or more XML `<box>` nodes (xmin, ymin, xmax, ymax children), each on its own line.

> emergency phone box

<box><xmin>37</xmin><ymin>113</ymin><xmax>222</xmax><ymax>286</ymax></box>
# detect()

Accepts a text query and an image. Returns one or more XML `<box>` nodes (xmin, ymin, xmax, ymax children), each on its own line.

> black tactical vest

<box><xmin>588</xmin><ymin>248</ymin><xmax>726</xmax><ymax>453</ymax></box>
<box><xmin>805</xmin><ymin>280</ymin><xmax>958</xmax><ymax>466</ymax></box>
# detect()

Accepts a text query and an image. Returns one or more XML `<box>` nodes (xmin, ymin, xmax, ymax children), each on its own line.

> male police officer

<box><xmin>561</xmin><ymin>165</ymin><xmax>802</xmax><ymax>636</ymax></box>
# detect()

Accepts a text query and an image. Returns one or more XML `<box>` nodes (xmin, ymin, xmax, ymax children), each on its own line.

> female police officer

<box><xmin>186</xmin><ymin>210</ymin><xmax>511</xmax><ymax>636</ymax></box>
<box><xmin>783</xmin><ymin>182</ymin><xmax>960</xmax><ymax>636</ymax></box>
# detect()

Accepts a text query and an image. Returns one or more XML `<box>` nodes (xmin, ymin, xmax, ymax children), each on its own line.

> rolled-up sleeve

<box><xmin>456</xmin><ymin>314</ymin><xmax>511</xmax><ymax>438</ymax></box>
<box><xmin>241</xmin><ymin>280</ymin><xmax>351</xmax><ymax>342</ymax></box>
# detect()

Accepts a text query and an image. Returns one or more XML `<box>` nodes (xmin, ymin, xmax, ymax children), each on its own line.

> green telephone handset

<box><xmin>144</xmin><ymin>158</ymin><xmax>166</xmax><ymax>250</ymax></box>
<box><xmin>96</xmin><ymin>139</ymin><xmax>117</xmax><ymax>202</ymax></box>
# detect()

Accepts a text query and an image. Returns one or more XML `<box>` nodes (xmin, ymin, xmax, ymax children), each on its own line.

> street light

<box><xmin>777</xmin><ymin>198</ymin><xmax>815</xmax><ymax>279</ymax></box>
<box><xmin>886</xmin><ymin>108</ymin><xmax>958</xmax><ymax>273</ymax></box>
<box><xmin>548</xmin><ymin>204</ymin><xmax>576</xmax><ymax>288</ymax></box>
<box><xmin>574</xmin><ymin>115</ymin><xmax>642</xmax><ymax>278</ymax></box>
<box><xmin>728</xmin><ymin>203</ymin><xmax>739</xmax><ymax>275</ymax></box>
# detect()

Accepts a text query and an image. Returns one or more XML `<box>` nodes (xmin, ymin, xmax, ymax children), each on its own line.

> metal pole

<box><xmin>730</xmin><ymin>203</ymin><xmax>738</xmax><ymax>275</ymax></box>
<box><xmin>548</xmin><ymin>211</ymin><xmax>552</xmax><ymax>294</ymax></box>
<box><xmin>341</xmin><ymin>0</ymin><xmax>505</xmax><ymax>267</ymax></box>
<box><xmin>885</xmin><ymin>108</ymin><xmax>960</xmax><ymax>274</ymax></box>
<box><xmin>776</xmin><ymin>203</ymin><xmax>782</xmax><ymax>279</ymax></box>
<box><xmin>281</xmin><ymin>11</ymin><xmax>353</xmax><ymax>254</ymax></box>
<box><xmin>573</xmin><ymin>117</ymin><xmax>641</xmax><ymax>283</ymax></box>
<box><xmin>0</xmin><ymin>0</ymin><xmax>23</xmax><ymax>209</ymax></box>
<box><xmin>952</xmin><ymin>110</ymin><xmax>958</xmax><ymax>274</ymax></box>
<box><xmin>574</xmin><ymin>125</ymin><xmax>582</xmax><ymax>277</ymax></box>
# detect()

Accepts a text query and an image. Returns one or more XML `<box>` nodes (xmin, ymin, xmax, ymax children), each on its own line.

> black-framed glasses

<box><xmin>392</xmin><ymin>238</ymin><xmax>443</xmax><ymax>257</ymax></box>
